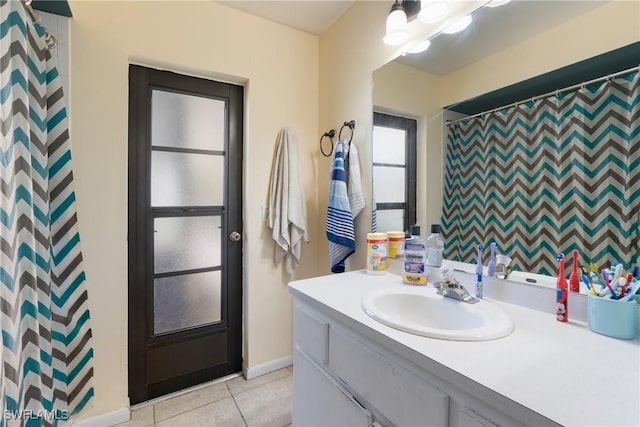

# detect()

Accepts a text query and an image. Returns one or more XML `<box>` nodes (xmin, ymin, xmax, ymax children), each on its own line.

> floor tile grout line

<box><xmin>230</xmin><ymin>369</ymin><xmax>293</xmax><ymax>398</ymax></box>
<box><xmin>133</xmin><ymin>372</ymin><xmax>242</xmax><ymax>410</ymax></box>
<box><xmin>153</xmin><ymin>389</ymin><xmax>233</xmax><ymax>424</ymax></box>
<box><xmin>153</xmin><ymin>398</ymin><xmax>219</xmax><ymax>426</ymax></box>
<box><xmin>227</xmin><ymin>382</ymin><xmax>249</xmax><ymax>427</ymax></box>
<box><xmin>140</xmin><ymin>368</ymin><xmax>293</xmax><ymax>426</ymax></box>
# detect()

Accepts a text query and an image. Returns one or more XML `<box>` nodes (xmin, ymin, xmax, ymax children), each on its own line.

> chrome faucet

<box><xmin>435</xmin><ymin>281</ymin><xmax>479</xmax><ymax>304</ymax></box>
<box><xmin>435</xmin><ymin>266</ymin><xmax>479</xmax><ymax>304</ymax></box>
<box><xmin>495</xmin><ymin>254</ymin><xmax>513</xmax><ymax>279</ymax></box>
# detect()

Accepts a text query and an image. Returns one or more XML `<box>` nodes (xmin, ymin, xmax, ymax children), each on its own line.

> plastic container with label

<box><xmin>366</xmin><ymin>233</ymin><xmax>388</xmax><ymax>275</ymax></box>
<box><xmin>386</xmin><ymin>231</ymin><xmax>405</xmax><ymax>259</ymax></box>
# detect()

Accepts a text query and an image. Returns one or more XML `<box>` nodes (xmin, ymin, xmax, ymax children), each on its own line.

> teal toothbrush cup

<box><xmin>587</xmin><ymin>295</ymin><xmax>637</xmax><ymax>340</ymax></box>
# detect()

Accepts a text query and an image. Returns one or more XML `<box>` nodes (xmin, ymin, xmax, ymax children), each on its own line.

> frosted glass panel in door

<box><xmin>154</xmin><ymin>216</ymin><xmax>222</xmax><ymax>274</ymax></box>
<box><xmin>151</xmin><ymin>151</ymin><xmax>224</xmax><ymax>206</ymax></box>
<box><xmin>151</xmin><ymin>90</ymin><xmax>225</xmax><ymax>151</ymax></box>
<box><xmin>373</xmin><ymin>126</ymin><xmax>405</xmax><ymax>165</ymax></box>
<box><xmin>154</xmin><ymin>271</ymin><xmax>222</xmax><ymax>335</ymax></box>
<box><xmin>373</xmin><ymin>166</ymin><xmax>406</xmax><ymax>203</ymax></box>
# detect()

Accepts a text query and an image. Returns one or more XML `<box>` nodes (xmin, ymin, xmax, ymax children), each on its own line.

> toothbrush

<box><xmin>609</xmin><ymin>263</ymin><xmax>624</xmax><ymax>291</ymax></box>
<box><xmin>598</xmin><ymin>270</ymin><xmax>610</xmax><ymax>296</ymax></box>
<box><xmin>556</xmin><ymin>253</ymin><xmax>568</xmax><ymax>322</ymax></box>
<box><xmin>619</xmin><ymin>278</ymin><xmax>627</xmax><ymax>298</ymax></box>
<box><xmin>589</xmin><ymin>271</ymin><xmax>602</xmax><ymax>286</ymax></box>
<box><xmin>601</xmin><ymin>270</ymin><xmax>618</xmax><ymax>299</ymax></box>
<box><xmin>475</xmin><ymin>245</ymin><xmax>483</xmax><ymax>299</ymax></box>
<box><xmin>487</xmin><ymin>243</ymin><xmax>497</xmax><ymax>277</ymax></box>
<box><xmin>581</xmin><ymin>274</ymin><xmax>596</xmax><ymax>296</ymax></box>
<box><xmin>569</xmin><ymin>250</ymin><xmax>580</xmax><ymax>292</ymax></box>
<box><xmin>622</xmin><ymin>280</ymin><xmax>640</xmax><ymax>301</ymax></box>
<box><xmin>608</xmin><ymin>263</ymin><xmax>616</xmax><ymax>282</ymax></box>
<box><xmin>622</xmin><ymin>273</ymin><xmax>634</xmax><ymax>296</ymax></box>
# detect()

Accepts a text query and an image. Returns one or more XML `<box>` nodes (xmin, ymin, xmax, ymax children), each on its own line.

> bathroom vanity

<box><xmin>288</xmin><ymin>271</ymin><xmax>639</xmax><ymax>427</ymax></box>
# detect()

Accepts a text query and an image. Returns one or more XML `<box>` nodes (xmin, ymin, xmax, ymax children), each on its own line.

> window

<box><xmin>372</xmin><ymin>112</ymin><xmax>417</xmax><ymax>233</ymax></box>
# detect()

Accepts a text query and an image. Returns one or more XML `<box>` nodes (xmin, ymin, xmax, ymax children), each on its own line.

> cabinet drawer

<box><xmin>293</xmin><ymin>304</ymin><xmax>329</xmax><ymax>365</ymax></box>
<box><xmin>329</xmin><ymin>327</ymin><xmax>449</xmax><ymax>426</ymax></box>
<box><xmin>293</xmin><ymin>348</ymin><xmax>372</xmax><ymax>427</ymax></box>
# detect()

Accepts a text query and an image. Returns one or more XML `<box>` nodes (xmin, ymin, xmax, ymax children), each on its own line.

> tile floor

<box><xmin>115</xmin><ymin>367</ymin><xmax>293</xmax><ymax>427</ymax></box>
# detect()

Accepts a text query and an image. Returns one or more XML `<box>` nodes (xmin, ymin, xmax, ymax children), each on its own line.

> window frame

<box><xmin>372</xmin><ymin>111</ymin><xmax>417</xmax><ymax>232</ymax></box>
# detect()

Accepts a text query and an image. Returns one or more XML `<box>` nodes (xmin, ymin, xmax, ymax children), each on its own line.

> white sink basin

<box><xmin>362</xmin><ymin>287</ymin><xmax>514</xmax><ymax>341</ymax></box>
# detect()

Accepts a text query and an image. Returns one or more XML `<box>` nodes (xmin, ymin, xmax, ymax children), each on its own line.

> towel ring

<box><xmin>339</xmin><ymin>120</ymin><xmax>356</xmax><ymax>144</ymax></box>
<box><xmin>320</xmin><ymin>129</ymin><xmax>336</xmax><ymax>157</ymax></box>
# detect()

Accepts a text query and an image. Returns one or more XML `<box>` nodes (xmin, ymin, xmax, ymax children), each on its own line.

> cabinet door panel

<box><xmin>294</xmin><ymin>304</ymin><xmax>329</xmax><ymax>365</ymax></box>
<box><xmin>293</xmin><ymin>348</ymin><xmax>372</xmax><ymax>427</ymax></box>
<box><xmin>329</xmin><ymin>327</ymin><xmax>449</xmax><ymax>426</ymax></box>
<box><xmin>457</xmin><ymin>408</ymin><xmax>499</xmax><ymax>427</ymax></box>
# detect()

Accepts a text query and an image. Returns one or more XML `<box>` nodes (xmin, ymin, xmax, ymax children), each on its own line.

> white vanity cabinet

<box><xmin>292</xmin><ymin>299</ymin><xmax>555</xmax><ymax>427</ymax></box>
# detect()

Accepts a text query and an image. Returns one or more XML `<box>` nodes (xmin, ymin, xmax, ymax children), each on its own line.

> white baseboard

<box><xmin>71</xmin><ymin>406</ymin><xmax>129</xmax><ymax>427</ymax></box>
<box><xmin>244</xmin><ymin>355</ymin><xmax>293</xmax><ymax>380</ymax></box>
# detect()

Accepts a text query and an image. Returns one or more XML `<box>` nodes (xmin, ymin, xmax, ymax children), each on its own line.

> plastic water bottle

<box><xmin>426</xmin><ymin>224</ymin><xmax>444</xmax><ymax>267</ymax></box>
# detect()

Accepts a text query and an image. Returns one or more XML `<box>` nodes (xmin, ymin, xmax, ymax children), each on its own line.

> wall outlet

<box><xmin>261</xmin><ymin>205</ymin><xmax>269</xmax><ymax>222</ymax></box>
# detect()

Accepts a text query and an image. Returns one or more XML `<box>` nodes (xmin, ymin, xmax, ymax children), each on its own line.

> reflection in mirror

<box><xmin>373</xmin><ymin>1</ymin><xmax>639</xmax><ymax>283</ymax></box>
<box><xmin>372</xmin><ymin>112</ymin><xmax>417</xmax><ymax>233</ymax></box>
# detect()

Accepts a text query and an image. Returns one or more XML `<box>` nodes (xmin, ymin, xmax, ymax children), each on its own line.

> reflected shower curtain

<box><xmin>1</xmin><ymin>1</ymin><xmax>94</xmax><ymax>425</ymax></box>
<box><xmin>443</xmin><ymin>71</ymin><xmax>640</xmax><ymax>275</ymax></box>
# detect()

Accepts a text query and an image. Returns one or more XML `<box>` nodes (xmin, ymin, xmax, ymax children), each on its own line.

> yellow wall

<box><xmin>68</xmin><ymin>0</ymin><xmax>318</xmax><ymax>419</ymax></box>
<box><xmin>372</xmin><ymin>62</ymin><xmax>442</xmax><ymax>229</ymax></box>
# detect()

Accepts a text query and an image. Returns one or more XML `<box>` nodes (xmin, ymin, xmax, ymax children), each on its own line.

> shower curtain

<box><xmin>1</xmin><ymin>1</ymin><xmax>94</xmax><ymax>425</ymax></box>
<box><xmin>443</xmin><ymin>71</ymin><xmax>640</xmax><ymax>276</ymax></box>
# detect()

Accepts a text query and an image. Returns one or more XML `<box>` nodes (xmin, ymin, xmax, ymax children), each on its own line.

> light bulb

<box><xmin>383</xmin><ymin>2</ymin><xmax>409</xmax><ymax>46</ymax></box>
<box><xmin>404</xmin><ymin>39</ymin><xmax>431</xmax><ymax>54</ymax></box>
<box><xmin>442</xmin><ymin>14</ymin><xmax>472</xmax><ymax>34</ymax></box>
<box><xmin>418</xmin><ymin>1</ymin><xmax>449</xmax><ymax>24</ymax></box>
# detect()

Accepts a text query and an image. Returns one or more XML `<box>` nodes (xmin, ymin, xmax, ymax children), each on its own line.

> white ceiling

<box><xmin>218</xmin><ymin>0</ymin><xmax>356</xmax><ymax>35</ymax></box>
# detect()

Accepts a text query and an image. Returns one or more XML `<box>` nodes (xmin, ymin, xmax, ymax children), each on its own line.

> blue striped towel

<box><xmin>326</xmin><ymin>141</ymin><xmax>355</xmax><ymax>273</ymax></box>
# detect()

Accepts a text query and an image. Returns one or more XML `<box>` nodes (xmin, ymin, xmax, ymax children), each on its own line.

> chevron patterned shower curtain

<box><xmin>1</xmin><ymin>1</ymin><xmax>94</xmax><ymax>425</ymax></box>
<box><xmin>443</xmin><ymin>71</ymin><xmax>640</xmax><ymax>276</ymax></box>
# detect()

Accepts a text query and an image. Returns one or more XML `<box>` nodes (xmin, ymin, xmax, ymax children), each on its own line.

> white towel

<box><xmin>267</xmin><ymin>127</ymin><xmax>309</xmax><ymax>274</ymax></box>
<box><xmin>348</xmin><ymin>142</ymin><xmax>365</xmax><ymax>219</ymax></box>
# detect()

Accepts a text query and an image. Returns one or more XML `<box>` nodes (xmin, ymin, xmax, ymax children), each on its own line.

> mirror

<box><xmin>372</xmin><ymin>0</ymin><xmax>632</xmax><ymax>286</ymax></box>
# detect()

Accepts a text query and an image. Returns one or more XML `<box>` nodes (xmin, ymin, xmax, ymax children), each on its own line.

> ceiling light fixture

<box><xmin>383</xmin><ymin>1</ymin><xmax>410</xmax><ymax>46</ymax></box>
<box><xmin>442</xmin><ymin>14</ymin><xmax>472</xmax><ymax>34</ymax></box>
<box><xmin>403</xmin><ymin>39</ymin><xmax>432</xmax><ymax>55</ymax></box>
<box><xmin>487</xmin><ymin>0</ymin><xmax>511</xmax><ymax>7</ymax></box>
<box><xmin>418</xmin><ymin>1</ymin><xmax>449</xmax><ymax>24</ymax></box>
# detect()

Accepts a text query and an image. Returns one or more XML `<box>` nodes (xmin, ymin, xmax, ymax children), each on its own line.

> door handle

<box><xmin>229</xmin><ymin>231</ymin><xmax>242</xmax><ymax>242</ymax></box>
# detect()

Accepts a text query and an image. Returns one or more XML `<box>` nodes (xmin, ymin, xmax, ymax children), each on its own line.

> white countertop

<box><xmin>289</xmin><ymin>270</ymin><xmax>640</xmax><ymax>427</ymax></box>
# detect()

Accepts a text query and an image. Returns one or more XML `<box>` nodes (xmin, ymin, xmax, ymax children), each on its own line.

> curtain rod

<box><xmin>446</xmin><ymin>65</ymin><xmax>640</xmax><ymax>126</ymax></box>
<box><xmin>21</xmin><ymin>0</ymin><xmax>57</xmax><ymax>49</ymax></box>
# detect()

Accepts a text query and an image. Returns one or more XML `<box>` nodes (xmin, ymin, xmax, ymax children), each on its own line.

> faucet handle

<box><xmin>439</xmin><ymin>265</ymin><xmax>455</xmax><ymax>282</ymax></box>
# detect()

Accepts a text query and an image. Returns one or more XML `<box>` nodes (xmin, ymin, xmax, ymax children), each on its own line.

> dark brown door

<box><xmin>128</xmin><ymin>65</ymin><xmax>243</xmax><ymax>403</ymax></box>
